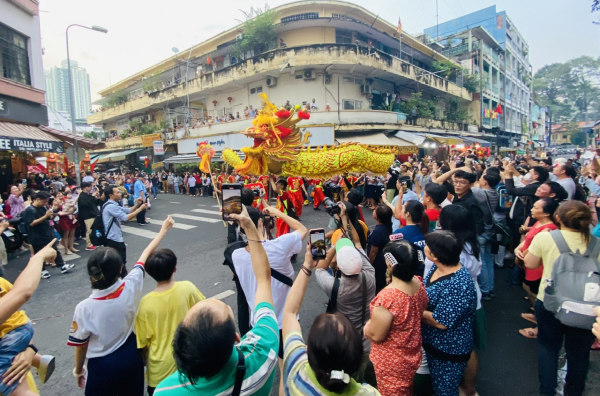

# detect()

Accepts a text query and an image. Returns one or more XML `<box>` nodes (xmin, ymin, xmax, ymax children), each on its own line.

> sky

<box><xmin>39</xmin><ymin>0</ymin><xmax>600</xmax><ymax>101</ymax></box>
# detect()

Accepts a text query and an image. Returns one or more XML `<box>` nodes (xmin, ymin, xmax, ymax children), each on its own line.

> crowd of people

<box><xmin>2</xmin><ymin>147</ymin><xmax>600</xmax><ymax>396</ymax></box>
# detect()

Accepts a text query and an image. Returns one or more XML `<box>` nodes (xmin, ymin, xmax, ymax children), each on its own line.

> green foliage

<box><xmin>143</xmin><ymin>73</ymin><xmax>162</xmax><ymax>93</ymax></box>
<box><xmin>104</xmin><ymin>90</ymin><xmax>128</xmax><ymax>107</ymax></box>
<box><xmin>534</xmin><ymin>56</ymin><xmax>600</xmax><ymax>122</ymax></box>
<box><xmin>462</xmin><ymin>69</ymin><xmax>480</xmax><ymax>93</ymax></box>
<box><xmin>431</xmin><ymin>59</ymin><xmax>461</xmax><ymax>80</ymax></box>
<box><xmin>570</xmin><ymin>131</ymin><xmax>587</xmax><ymax>147</ymax></box>
<box><xmin>83</xmin><ymin>131</ymin><xmax>98</xmax><ymax>140</ymax></box>
<box><xmin>444</xmin><ymin>98</ymin><xmax>469</xmax><ymax>124</ymax></box>
<box><xmin>129</xmin><ymin>119</ymin><xmax>159</xmax><ymax>136</ymax></box>
<box><xmin>400</xmin><ymin>92</ymin><xmax>437</xmax><ymax>120</ymax></box>
<box><xmin>231</xmin><ymin>6</ymin><xmax>277</xmax><ymax>60</ymax></box>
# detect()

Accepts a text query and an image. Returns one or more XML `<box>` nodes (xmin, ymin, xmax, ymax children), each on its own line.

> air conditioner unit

<box><xmin>361</xmin><ymin>84</ymin><xmax>372</xmax><ymax>94</ymax></box>
<box><xmin>266</xmin><ymin>77</ymin><xmax>278</xmax><ymax>87</ymax></box>
<box><xmin>303</xmin><ymin>70</ymin><xmax>315</xmax><ymax>80</ymax></box>
<box><xmin>145</xmin><ymin>114</ymin><xmax>154</xmax><ymax>122</ymax></box>
<box><xmin>236</xmin><ymin>34</ymin><xmax>243</xmax><ymax>40</ymax></box>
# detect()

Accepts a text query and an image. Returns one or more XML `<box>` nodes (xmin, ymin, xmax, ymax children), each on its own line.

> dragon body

<box><xmin>218</xmin><ymin>93</ymin><xmax>398</xmax><ymax>177</ymax></box>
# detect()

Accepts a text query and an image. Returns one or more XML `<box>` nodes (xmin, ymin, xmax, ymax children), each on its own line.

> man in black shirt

<box><xmin>451</xmin><ymin>170</ymin><xmax>485</xmax><ymax>236</ymax></box>
<box><xmin>65</xmin><ymin>172</ymin><xmax>77</xmax><ymax>186</ymax></box>
<box><xmin>385</xmin><ymin>167</ymin><xmax>399</xmax><ymax>203</ymax></box>
<box><xmin>22</xmin><ymin>191</ymin><xmax>74</xmax><ymax>279</ymax></box>
<box><xmin>78</xmin><ymin>182</ymin><xmax>103</xmax><ymax>250</ymax></box>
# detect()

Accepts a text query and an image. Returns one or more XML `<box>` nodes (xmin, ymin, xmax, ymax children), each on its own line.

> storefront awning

<box><xmin>336</xmin><ymin>133</ymin><xmax>396</xmax><ymax>146</ymax></box>
<box><xmin>394</xmin><ymin>131</ymin><xmax>426</xmax><ymax>146</ymax></box>
<box><xmin>462</xmin><ymin>137</ymin><xmax>491</xmax><ymax>147</ymax></box>
<box><xmin>422</xmin><ymin>134</ymin><xmax>463</xmax><ymax>145</ymax></box>
<box><xmin>97</xmin><ymin>148</ymin><xmax>145</xmax><ymax>164</ymax></box>
<box><xmin>0</xmin><ymin>122</ymin><xmax>64</xmax><ymax>153</ymax></box>
<box><xmin>387</xmin><ymin>136</ymin><xmax>419</xmax><ymax>154</ymax></box>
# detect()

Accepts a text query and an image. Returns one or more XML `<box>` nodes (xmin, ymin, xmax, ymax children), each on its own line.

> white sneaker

<box><xmin>41</xmin><ymin>270</ymin><xmax>51</xmax><ymax>279</ymax></box>
<box><xmin>61</xmin><ymin>263</ymin><xmax>75</xmax><ymax>274</ymax></box>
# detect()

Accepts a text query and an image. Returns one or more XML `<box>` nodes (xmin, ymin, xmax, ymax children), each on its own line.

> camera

<box><xmin>323</xmin><ymin>181</ymin><xmax>341</xmax><ymax>194</ymax></box>
<box><xmin>323</xmin><ymin>197</ymin><xmax>340</xmax><ymax>216</ymax></box>
<box><xmin>253</xmin><ymin>188</ymin><xmax>260</xmax><ymax>198</ymax></box>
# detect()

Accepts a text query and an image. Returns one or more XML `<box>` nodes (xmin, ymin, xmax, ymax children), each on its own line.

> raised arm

<box><xmin>230</xmin><ymin>205</ymin><xmax>274</xmax><ymax>308</ymax></box>
<box><xmin>283</xmin><ymin>246</ymin><xmax>316</xmax><ymax>338</ymax></box>
<box><xmin>262</xmin><ymin>203</ymin><xmax>308</xmax><ymax>240</ymax></box>
<box><xmin>339</xmin><ymin>203</ymin><xmax>361</xmax><ymax>248</ymax></box>
<box><xmin>0</xmin><ymin>239</ymin><xmax>57</xmax><ymax>325</ymax></box>
<box><xmin>137</xmin><ymin>216</ymin><xmax>174</xmax><ymax>263</ymax></box>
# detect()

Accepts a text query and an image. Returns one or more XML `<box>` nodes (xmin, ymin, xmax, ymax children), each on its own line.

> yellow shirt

<box><xmin>0</xmin><ymin>278</ymin><xmax>29</xmax><ymax>338</ymax></box>
<box><xmin>527</xmin><ymin>230</ymin><xmax>599</xmax><ymax>302</ymax></box>
<box><xmin>135</xmin><ymin>281</ymin><xmax>205</xmax><ymax>387</ymax></box>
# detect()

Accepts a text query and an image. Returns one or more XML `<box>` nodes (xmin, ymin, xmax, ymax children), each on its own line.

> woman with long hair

<box><xmin>282</xmin><ymin>246</ymin><xmax>380</xmax><ymax>395</ymax></box>
<box><xmin>364</xmin><ymin>240</ymin><xmax>428</xmax><ymax>396</ymax></box>
<box><xmin>515</xmin><ymin>198</ymin><xmax>559</xmax><ymax>339</ymax></box>
<box><xmin>367</xmin><ymin>204</ymin><xmax>394</xmax><ymax>293</ymax></box>
<box><xmin>393</xmin><ymin>201</ymin><xmax>429</xmax><ymax>276</ymax></box>
<box><xmin>525</xmin><ymin>200</ymin><xmax>598</xmax><ymax>396</ymax></box>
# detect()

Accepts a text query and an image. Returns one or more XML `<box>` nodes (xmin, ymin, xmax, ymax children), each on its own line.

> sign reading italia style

<box><xmin>0</xmin><ymin>136</ymin><xmax>63</xmax><ymax>153</ymax></box>
<box><xmin>153</xmin><ymin>140</ymin><xmax>165</xmax><ymax>155</ymax></box>
<box><xmin>142</xmin><ymin>133</ymin><xmax>163</xmax><ymax>147</ymax></box>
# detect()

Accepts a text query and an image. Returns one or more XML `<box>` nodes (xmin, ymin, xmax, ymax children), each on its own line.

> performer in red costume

<box><xmin>287</xmin><ymin>176</ymin><xmax>307</xmax><ymax>217</ymax></box>
<box><xmin>268</xmin><ymin>178</ymin><xmax>295</xmax><ymax>237</ymax></box>
<box><xmin>258</xmin><ymin>175</ymin><xmax>270</xmax><ymax>198</ymax></box>
<box><xmin>245</xmin><ymin>175</ymin><xmax>263</xmax><ymax>208</ymax></box>
<box><xmin>226</xmin><ymin>172</ymin><xmax>237</xmax><ymax>184</ymax></box>
<box><xmin>310</xmin><ymin>179</ymin><xmax>326</xmax><ymax>210</ymax></box>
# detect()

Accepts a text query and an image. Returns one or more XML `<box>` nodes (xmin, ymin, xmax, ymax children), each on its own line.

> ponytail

<box><xmin>404</xmin><ymin>200</ymin><xmax>429</xmax><ymax>235</ymax></box>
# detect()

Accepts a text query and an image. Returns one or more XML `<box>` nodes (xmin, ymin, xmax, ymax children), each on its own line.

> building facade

<box><xmin>424</xmin><ymin>5</ymin><xmax>532</xmax><ymax>147</ymax></box>
<box><xmin>88</xmin><ymin>0</ymin><xmax>478</xmax><ymax>160</ymax></box>
<box><xmin>45</xmin><ymin>59</ymin><xmax>92</xmax><ymax>119</ymax></box>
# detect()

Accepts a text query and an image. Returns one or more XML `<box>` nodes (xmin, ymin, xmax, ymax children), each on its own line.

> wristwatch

<box><xmin>27</xmin><ymin>344</ymin><xmax>38</xmax><ymax>354</ymax></box>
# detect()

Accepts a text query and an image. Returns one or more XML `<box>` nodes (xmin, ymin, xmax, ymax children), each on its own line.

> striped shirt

<box><xmin>283</xmin><ymin>331</ymin><xmax>381</xmax><ymax>396</ymax></box>
<box><xmin>155</xmin><ymin>302</ymin><xmax>279</xmax><ymax>395</ymax></box>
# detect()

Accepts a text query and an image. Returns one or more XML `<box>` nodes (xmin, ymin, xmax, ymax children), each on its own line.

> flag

<box><xmin>397</xmin><ymin>17</ymin><xmax>402</xmax><ymax>35</ymax></box>
<box><xmin>207</xmin><ymin>55</ymin><xmax>212</xmax><ymax>65</ymax></box>
<box><xmin>495</xmin><ymin>103</ymin><xmax>503</xmax><ymax>115</ymax></box>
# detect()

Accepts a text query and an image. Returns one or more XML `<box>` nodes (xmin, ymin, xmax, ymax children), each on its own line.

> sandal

<box><xmin>519</xmin><ymin>327</ymin><xmax>538</xmax><ymax>339</ymax></box>
<box><xmin>521</xmin><ymin>313</ymin><xmax>537</xmax><ymax>325</ymax></box>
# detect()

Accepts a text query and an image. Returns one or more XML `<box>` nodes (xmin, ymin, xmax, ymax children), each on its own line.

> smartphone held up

<box><xmin>309</xmin><ymin>228</ymin><xmax>326</xmax><ymax>260</ymax></box>
<box><xmin>222</xmin><ymin>184</ymin><xmax>242</xmax><ymax>221</ymax></box>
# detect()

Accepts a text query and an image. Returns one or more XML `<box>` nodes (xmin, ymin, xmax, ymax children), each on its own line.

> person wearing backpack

<box><xmin>524</xmin><ymin>200</ymin><xmax>598</xmax><ymax>396</ymax></box>
<box><xmin>78</xmin><ymin>182</ymin><xmax>103</xmax><ymax>251</ymax></box>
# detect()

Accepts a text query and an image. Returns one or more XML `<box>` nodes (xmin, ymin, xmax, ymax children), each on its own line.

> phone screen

<box><xmin>222</xmin><ymin>184</ymin><xmax>242</xmax><ymax>221</ymax></box>
<box><xmin>310</xmin><ymin>229</ymin><xmax>326</xmax><ymax>259</ymax></box>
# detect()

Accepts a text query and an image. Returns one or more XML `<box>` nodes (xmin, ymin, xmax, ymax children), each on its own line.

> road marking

<box><xmin>211</xmin><ymin>205</ymin><xmax>221</xmax><ymax>208</ymax></box>
<box><xmin>145</xmin><ymin>219</ymin><xmax>197</xmax><ymax>230</ymax></box>
<box><xmin>171</xmin><ymin>213</ymin><xmax>222</xmax><ymax>223</ymax></box>
<box><xmin>169</xmin><ymin>202</ymin><xmax>181</xmax><ymax>204</ymax></box>
<box><xmin>121</xmin><ymin>225</ymin><xmax>159</xmax><ymax>239</ymax></box>
<box><xmin>209</xmin><ymin>289</ymin><xmax>235</xmax><ymax>300</ymax></box>
<box><xmin>191</xmin><ymin>208</ymin><xmax>222</xmax><ymax>216</ymax></box>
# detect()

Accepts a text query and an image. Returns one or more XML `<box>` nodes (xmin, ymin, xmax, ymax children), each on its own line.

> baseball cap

<box><xmin>335</xmin><ymin>238</ymin><xmax>362</xmax><ymax>276</ymax></box>
<box><xmin>402</xmin><ymin>162</ymin><xmax>413</xmax><ymax>168</ymax></box>
<box><xmin>137</xmin><ymin>173</ymin><xmax>144</xmax><ymax>178</ymax></box>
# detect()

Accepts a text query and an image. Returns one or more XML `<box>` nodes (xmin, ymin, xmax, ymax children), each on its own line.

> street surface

<box><xmin>3</xmin><ymin>193</ymin><xmax>599</xmax><ymax>395</ymax></box>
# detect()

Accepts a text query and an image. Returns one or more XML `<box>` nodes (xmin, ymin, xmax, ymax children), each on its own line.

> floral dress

<box><xmin>369</xmin><ymin>281</ymin><xmax>429</xmax><ymax>396</ymax></box>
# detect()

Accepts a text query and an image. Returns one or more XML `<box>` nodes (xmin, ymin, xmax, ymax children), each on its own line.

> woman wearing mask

<box><xmin>514</xmin><ymin>198</ymin><xmax>559</xmax><ymax>339</ymax></box>
<box><xmin>367</xmin><ymin>205</ymin><xmax>393</xmax><ymax>293</ymax></box>
<box><xmin>525</xmin><ymin>201</ymin><xmax>598</xmax><ymax>396</ymax></box>
<box><xmin>364</xmin><ymin>240</ymin><xmax>428</xmax><ymax>396</ymax></box>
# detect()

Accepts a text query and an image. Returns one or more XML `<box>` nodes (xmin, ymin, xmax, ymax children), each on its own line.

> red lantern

<box><xmin>212</xmin><ymin>100</ymin><xmax>217</xmax><ymax>107</ymax></box>
<box><xmin>227</xmin><ymin>96</ymin><xmax>233</xmax><ymax>104</ymax></box>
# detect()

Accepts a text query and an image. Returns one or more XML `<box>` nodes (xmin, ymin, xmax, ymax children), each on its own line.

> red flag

<box><xmin>397</xmin><ymin>17</ymin><xmax>402</xmax><ymax>35</ymax></box>
<box><xmin>207</xmin><ymin>55</ymin><xmax>212</xmax><ymax>65</ymax></box>
<box><xmin>495</xmin><ymin>103</ymin><xmax>503</xmax><ymax>115</ymax></box>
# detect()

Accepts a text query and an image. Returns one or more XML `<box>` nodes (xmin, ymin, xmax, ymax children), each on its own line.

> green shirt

<box><xmin>154</xmin><ymin>302</ymin><xmax>279</xmax><ymax>395</ymax></box>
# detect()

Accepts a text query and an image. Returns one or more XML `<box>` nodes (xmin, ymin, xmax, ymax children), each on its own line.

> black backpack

<box><xmin>89</xmin><ymin>202</ymin><xmax>116</xmax><ymax>247</ymax></box>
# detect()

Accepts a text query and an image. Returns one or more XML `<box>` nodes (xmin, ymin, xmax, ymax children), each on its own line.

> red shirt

<box><xmin>276</xmin><ymin>191</ymin><xmax>291</xmax><ymax>213</ymax></box>
<box><xmin>194</xmin><ymin>175</ymin><xmax>201</xmax><ymax>184</ymax></box>
<box><xmin>258</xmin><ymin>175</ymin><xmax>269</xmax><ymax>188</ymax></box>
<box><xmin>309</xmin><ymin>179</ymin><xmax>323</xmax><ymax>189</ymax></box>
<box><xmin>523</xmin><ymin>221</ymin><xmax>558</xmax><ymax>281</ymax></box>
<box><xmin>287</xmin><ymin>177</ymin><xmax>303</xmax><ymax>192</ymax></box>
<box><xmin>227</xmin><ymin>175</ymin><xmax>236</xmax><ymax>184</ymax></box>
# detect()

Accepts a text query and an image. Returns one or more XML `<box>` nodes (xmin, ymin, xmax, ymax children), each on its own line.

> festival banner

<box><xmin>142</xmin><ymin>133</ymin><xmax>163</xmax><ymax>147</ymax></box>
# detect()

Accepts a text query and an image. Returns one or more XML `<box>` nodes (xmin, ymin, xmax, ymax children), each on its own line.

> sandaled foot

<box><xmin>521</xmin><ymin>313</ymin><xmax>537</xmax><ymax>325</ymax></box>
<box><xmin>519</xmin><ymin>327</ymin><xmax>538</xmax><ymax>339</ymax></box>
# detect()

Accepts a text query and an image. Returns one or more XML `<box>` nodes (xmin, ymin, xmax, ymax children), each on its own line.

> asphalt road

<box><xmin>3</xmin><ymin>193</ymin><xmax>599</xmax><ymax>395</ymax></box>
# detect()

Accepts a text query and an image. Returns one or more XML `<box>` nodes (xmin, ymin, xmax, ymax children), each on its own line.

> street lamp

<box><xmin>66</xmin><ymin>24</ymin><xmax>107</xmax><ymax>184</ymax></box>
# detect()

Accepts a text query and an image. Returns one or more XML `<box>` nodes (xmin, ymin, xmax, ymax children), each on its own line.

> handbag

<box><xmin>483</xmin><ymin>191</ymin><xmax>511</xmax><ymax>247</ymax></box>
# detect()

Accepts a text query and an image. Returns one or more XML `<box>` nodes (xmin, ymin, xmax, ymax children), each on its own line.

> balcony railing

<box><xmin>88</xmin><ymin>44</ymin><xmax>471</xmax><ymax>124</ymax></box>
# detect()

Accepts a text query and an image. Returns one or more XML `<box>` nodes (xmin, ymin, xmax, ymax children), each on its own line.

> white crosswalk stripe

<box><xmin>209</xmin><ymin>290</ymin><xmax>235</xmax><ymax>300</ymax></box>
<box><xmin>191</xmin><ymin>208</ymin><xmax>222</xmax><ymax>216</ymax></box>
<box><xmin>211</xmin><ymin>205</ymin><xmax>221</xmax><ymax>208</ymax></box>
<box><xmin>171</xmin><ymin>213</ymin><xmax>222</xmax><ymax>223</ymax></box>
<box><xmin>121</xmin><ymin>225</ymin><xmax>159</xmax><ymax>239</ymax></box>
<box><xmin>145</xmin><ymin>218</ymin><xmax>197</xmax><ymax>230</ymax></box>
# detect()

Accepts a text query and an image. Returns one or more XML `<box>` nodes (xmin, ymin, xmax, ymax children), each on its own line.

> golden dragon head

<box><xmin>196</xmin><ymin>142</ymin><xmax>215</xmax><ymax>174</ymax></box>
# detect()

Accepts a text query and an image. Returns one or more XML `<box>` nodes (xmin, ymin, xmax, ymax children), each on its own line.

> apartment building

<box><xmin>45</xmin><ymin>59</ymin><xmax>93</xmax><ymax>119</ymax></box>
<box><xmin>87</xmin><ymin>0</ymin><xmax>477</xmax><ymax>162</ymax></box>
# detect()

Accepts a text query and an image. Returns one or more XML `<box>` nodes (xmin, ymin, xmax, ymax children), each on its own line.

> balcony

<box><xmin>88</xmin><ymin>44</ymin><xmax>471</xmax><ymax>124</ymax></box>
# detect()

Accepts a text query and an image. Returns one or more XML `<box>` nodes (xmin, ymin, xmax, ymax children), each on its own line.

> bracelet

<box><xmin>301</xmin><ymin>265</ymin><xmax>312</xmax><ymax>276</ymax></box>
<box><xmin>26</xmin><ymin>344</ymin><xmax>38</xmax><ymax>354</ymax></box>
<box><xmin>73</xmin><ymin>366</ymin><xmax>87</xmax><ymax>378</ymax></box>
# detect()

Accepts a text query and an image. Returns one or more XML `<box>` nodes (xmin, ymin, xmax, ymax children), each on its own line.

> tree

<box><xmin>462</xmin><ymin>69</ymin><xmax>480</xmax><ymax>93</ymax></box>
<box><xmin>400</xmin><ymin>92</ymin><xmax>437</xmax><ymax>121</ymax></box>
<box><xmin>83</xmin><ymin>131</ymin><xmax>98</xmax><ymax>140</ymax></box>
<box><xmin>431</xmin><ymin>59</ymin><xmax>461</xmax><ymax>80</ymax></box>
<box><xmin>231</xmin><ymin>6</ymin><xmax>277</xmax><ymax>61</ymax></box>
<box><xmin>444</xmin><ymin>98</ymin><xmax>469</xmax><ymax>124</ymax></box>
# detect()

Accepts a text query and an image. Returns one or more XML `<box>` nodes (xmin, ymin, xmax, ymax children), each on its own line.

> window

<box><xmin>250</xmin><ymin>86</ymin><xmax>263</xmax><ymax>94</ymax></box>
<box><xmin>0</xmin><ymin>22</ymin><xmax>31</xmax><ymax>85</ymax></box>
<box><xmin>343</xmin><ymin>100</ymin><xmax>362</xmax><ymax>110</ymax></box>
<box><xmin>342</xmin><ymin>76</ymin><xmax>364</xmax><ymax>85</ymax></box>
<box><xmin>335</xmin><ymin>29</ymin><xmax>353</xmax><ymax>44</ymax></box>
<box><xmin>295</xmin><ymin>74</ymin><xmax>303</xmax><ymax>79</ymax></box>
<box><xmin>281</xmin><ymin>13</ymin><xmax>318</xmax><ymax>23</ymax></box>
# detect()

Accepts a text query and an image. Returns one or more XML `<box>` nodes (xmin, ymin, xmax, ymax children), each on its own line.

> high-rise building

<box><xmin>424</xmin><ymin>6</ymin><xmax>532</xmax><ymax>148</ymax></box>
<box><xmin>45</xmin><ymin>60</ymin><xmax>92</xmax><ymax>119</ymax></box>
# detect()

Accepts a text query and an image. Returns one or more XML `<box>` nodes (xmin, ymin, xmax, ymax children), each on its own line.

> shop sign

<box><xmin>153</xmin><ymin>140</ymin><xmax>165</xmax><ymax>155</ymax></box>
<box><xmin>142</xmin><ymin>133</ymin><xmax>163</xmax><ymax>147</ymax></box>
<box><xmin>0</xmin><ymin>136</ymin><xmax>63</xmax><ymax>153</ymax></box>
<box><xmin>398</xmin><ymin>145</ymin><xmax>418</xmax><ymax>155</ymax></box>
